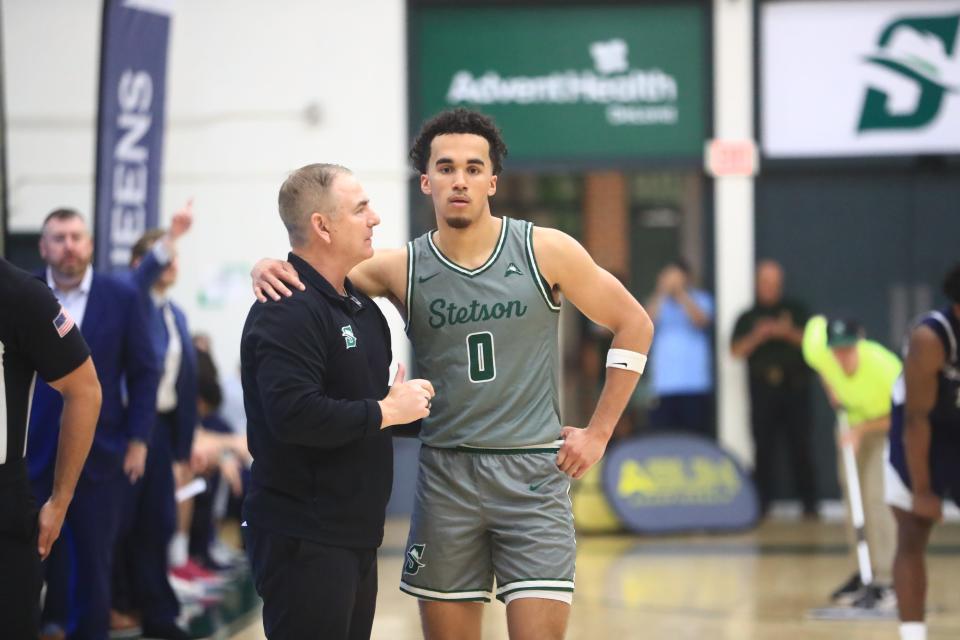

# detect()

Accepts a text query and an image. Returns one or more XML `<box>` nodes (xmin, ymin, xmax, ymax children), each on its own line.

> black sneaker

<box><xmin>830</xmin><ymin>572</ymin><xmax>863</xmax><ymax>604</ymax></box>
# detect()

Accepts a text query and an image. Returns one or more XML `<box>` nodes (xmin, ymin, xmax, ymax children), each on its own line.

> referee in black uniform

<box><xmin>241</xmin><ymin>164</ymin><xmax>433</xmax><ymax>640</ymax></box>
<box><xmin>0</xmin><ymin>256</ymin><xmax>101</xmax><ymax>638</ymax></box>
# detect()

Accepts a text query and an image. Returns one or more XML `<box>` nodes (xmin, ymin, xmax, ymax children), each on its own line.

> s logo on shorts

<box><xmin>404</xmin><ymin>543</ymin><xmax>426</xmax><ymax>575</ymax></box>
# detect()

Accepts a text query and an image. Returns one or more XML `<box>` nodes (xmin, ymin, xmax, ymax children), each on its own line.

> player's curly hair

<box><xmin>409</xmin><ymin>108</ymin><xmax>508</xmax><ymax>176</ymax></box>
<box><xmin>944</xmin><ymin>263</ymin><xmax>960</xmax><ymax>304</ymax></box>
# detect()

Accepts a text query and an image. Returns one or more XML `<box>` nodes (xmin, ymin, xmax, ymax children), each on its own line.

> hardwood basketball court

<box><xmin>229</xmin><ymin>516</ymin><xmax>960</xmax><ymax>640</ymax></box>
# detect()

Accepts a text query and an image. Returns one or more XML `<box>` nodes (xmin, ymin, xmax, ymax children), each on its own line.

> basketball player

<box><xmin>885</xmin><ymin>263</ymin><xmax>960</xmax><ymax>640</ymax></box>
<box><xmin>252</xmin><ymin>108</ymin><xmax>654</xmax><ymax>639</ymax></box>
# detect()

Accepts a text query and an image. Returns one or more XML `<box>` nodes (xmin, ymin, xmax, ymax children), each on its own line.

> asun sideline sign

<box><xmin>416</xmin><ymin>6</ymin><xmax>705</xmax><ymax>161</ymax></box>
<box><xmin>601</xmin><ymin>434</ymin><xmax>759</xmax><ymax>534</ymax></box>
<box><xmin>762</xmin><ymin>1</ymin><xmax>960</xmax><ymax>157</ymax></box>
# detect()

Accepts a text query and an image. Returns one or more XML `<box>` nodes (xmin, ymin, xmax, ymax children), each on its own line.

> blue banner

<box><xmin>601</xmin><ymin>434</ymin><xmax>760</xmax><ymax>534</ymax></box>
<box><xmin>94</xmin><ymin>0</ymin><xmax>172</xmax><ymax>271</ymax></box>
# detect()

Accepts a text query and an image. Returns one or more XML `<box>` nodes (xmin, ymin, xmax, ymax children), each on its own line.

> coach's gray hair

<box><xmin>277</xmin><ymin>163</ymin><xmax>351</xmax><ymax>247</ymax></box>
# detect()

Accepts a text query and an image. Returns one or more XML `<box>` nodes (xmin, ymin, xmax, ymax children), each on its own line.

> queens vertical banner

<box><xmin>94</xmin><ymin>0</ymin><xmax>172</xmax><ymax>271</ymax></box>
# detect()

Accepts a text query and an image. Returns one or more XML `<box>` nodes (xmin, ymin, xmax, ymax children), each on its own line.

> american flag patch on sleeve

<box><xmin>53</xmin><ymin>306</ymin><xmax>75</xmax><ymax>338</ymax></box>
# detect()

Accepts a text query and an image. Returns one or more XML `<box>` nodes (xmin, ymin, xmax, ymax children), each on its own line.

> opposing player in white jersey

<box><xmin>253</xmin><ymin>108</ymin><xmax>653</xmax><ymax>640</ymax></box>
<box><xmin>885</xmin><ymin>263</ymin><xmax>960</xmax><ymax>640</ymax></box>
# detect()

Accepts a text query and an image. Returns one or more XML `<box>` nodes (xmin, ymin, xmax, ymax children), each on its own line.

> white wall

<box><xmin>3</xmin><ymin>0</ymin><xmax>411</xmax><ymax>376</ymax></box>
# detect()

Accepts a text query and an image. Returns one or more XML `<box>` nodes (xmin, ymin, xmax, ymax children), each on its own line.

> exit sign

<box><xmin>705</xmin><ymin>139</ymin><xmax>758</xmax><ymax>177</ymax></box>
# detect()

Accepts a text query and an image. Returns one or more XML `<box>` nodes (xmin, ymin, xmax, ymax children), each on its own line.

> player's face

<box><xmin>326</xmin><ymin>173</ymin><xmax>380</xmax><ymax>263</ymax></box>
<box><xmin>39</xmin><ymin>216</ymin><xmax>93</xmax><ymax>278</ymax></box>
<box><xmin>420</xmin><ymin>133</ymin><xmax>497</xmax><ymax>230</ymax></box>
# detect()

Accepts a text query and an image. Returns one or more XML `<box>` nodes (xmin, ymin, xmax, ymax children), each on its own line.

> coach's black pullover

<box><xmin>241</xmin><ymin>254</ymin><xmax>393</xmax><ymax>549</ymax></box>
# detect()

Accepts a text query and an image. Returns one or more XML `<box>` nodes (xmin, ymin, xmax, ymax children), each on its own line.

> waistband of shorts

<box><xmin>429</xmin><ymin>439</ymin><xmax>564</xmax><ymax>455</ymax></box>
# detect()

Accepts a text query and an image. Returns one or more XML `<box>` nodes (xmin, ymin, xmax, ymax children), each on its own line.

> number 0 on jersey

<box><xmin>467</xmin><ymin>331</ymin><xmax>496</xmax><ymax>383</ymax></box>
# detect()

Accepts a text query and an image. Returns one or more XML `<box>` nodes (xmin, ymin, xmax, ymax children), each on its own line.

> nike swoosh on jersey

<box><xmin>418</xmin><ymin>273</ymin><xmax>439</xmax><ymax>283</ymax></box>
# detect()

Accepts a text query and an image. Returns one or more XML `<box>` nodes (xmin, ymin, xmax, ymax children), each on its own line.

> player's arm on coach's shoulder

<box><xmin>348</xmin><ymin>248</ymin><xmax>408</xmax><ymax>306</ymax></box>
<box><xmin>250</xmin><ymin>248</ymin><xmax>407</xmax><ymax>304</ymax></box>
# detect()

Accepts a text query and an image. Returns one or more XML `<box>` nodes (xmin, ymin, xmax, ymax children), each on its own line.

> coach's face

<box><xmin>40</xmin><ymin>216</ymin><xmax>93</xmax><ymax>277</ymax></box>
<box><xmin>322</xmin><ymin>173</ymin><xmax>380</xmax><ymax>265</ymax></box>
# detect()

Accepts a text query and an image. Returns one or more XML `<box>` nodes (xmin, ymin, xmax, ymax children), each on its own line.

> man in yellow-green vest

<box><xmin>803</xmin><ymin>315</ymin><xmax>901</xmax><ymax>608</ymax></box>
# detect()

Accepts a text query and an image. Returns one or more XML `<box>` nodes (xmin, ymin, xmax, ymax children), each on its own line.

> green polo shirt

<box><xmin>801</xmin><ymin>315</ymin><xmax>902</xmax><ymax>426</ymax></box>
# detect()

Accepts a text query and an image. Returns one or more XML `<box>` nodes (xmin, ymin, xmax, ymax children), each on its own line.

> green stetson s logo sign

<box><xmin>859</xmin><ymin>13</ymin><xmax>960</xmax><ymax>132</ymax></box>
<box><xmin>341</xmin><ymin>325</ymin><xmax>357</xmax><ymax>349</ymax></box>
<box><xmin>404</xmin><ymin>543</ymin><xmax>427</xmax><ymax>575</ymax></box>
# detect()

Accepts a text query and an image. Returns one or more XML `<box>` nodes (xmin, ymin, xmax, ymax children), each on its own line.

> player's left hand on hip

<box><xmin>556</xmin><ymin>426</ymin><xmax>606</xmax><ymax>479</ymax></box>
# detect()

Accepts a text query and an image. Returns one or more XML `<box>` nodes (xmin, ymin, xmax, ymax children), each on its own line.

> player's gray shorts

<box><xmin>399</xmin><ymin>443</ymin><xmax>575</xmax><ymax>604</ymax></box>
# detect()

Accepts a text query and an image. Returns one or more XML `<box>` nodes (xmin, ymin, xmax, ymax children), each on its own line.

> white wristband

<box><xmin>606</xmin><ymin>348</ymin><xmax>647</xmax><ymax>374</ymax></box>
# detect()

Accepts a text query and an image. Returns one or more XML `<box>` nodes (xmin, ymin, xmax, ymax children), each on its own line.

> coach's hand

<box><xmin>912</xmin><ymin>491</ymin><xmax>943</xmax><ymax>522</ymax></box>
<box><xmin>379</xmin><ymin>363</ymin><xmax>434</xmax><ymax>428</ymax></box>
<box><xmin>252</xmin><ymin>258</ymin><xmax>304</xmax><ymax>302</ymax></box>
<box><xmin>557</xmin><ymin>426</ymin><xmax>607</xmax><ymax>479</ymax></box>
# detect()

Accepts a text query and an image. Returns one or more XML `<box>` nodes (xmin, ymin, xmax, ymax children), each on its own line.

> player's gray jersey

<box><xmin>405</xmin><ymin>217</ymin><xmax>562</xmax><ymax>448</ymax></box>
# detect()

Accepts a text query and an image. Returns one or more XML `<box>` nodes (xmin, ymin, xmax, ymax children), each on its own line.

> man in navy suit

<box><xmin>28</xmin><ymin>208</ymin><xmax>160</xmax><ymax>640</ymax></box>
<box><xmin>112</xmin><ymin>210</ymin><xmax>198</xmax><ymax>640</ymax></box>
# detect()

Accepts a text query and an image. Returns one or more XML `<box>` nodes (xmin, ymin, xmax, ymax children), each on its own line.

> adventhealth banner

<box><xmin>762</xmin><ymin>1</ymin><xmax>960</xmax><ymax>158</ymax></box>
<box><xmin>416</xmin><ymin>5</ymin><xmax>706</xmax><ymax>162</ymax></box>
<box><xmin>94</xmin><ymin>0</ymin><xmax>172</xmax><ymax>271</ymax></box>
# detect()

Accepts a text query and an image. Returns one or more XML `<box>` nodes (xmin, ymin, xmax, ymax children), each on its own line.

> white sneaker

<box><xmin>209</xmin><ymin>540</ymin><xmax>247</xmax><ymax>568</ymax></box>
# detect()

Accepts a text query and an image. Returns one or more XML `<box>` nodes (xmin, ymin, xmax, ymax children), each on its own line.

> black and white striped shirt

<box><xmin>0</xmin><ymin>257</ymin><xmax>89</xmax><ymax>468</ymax></box>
